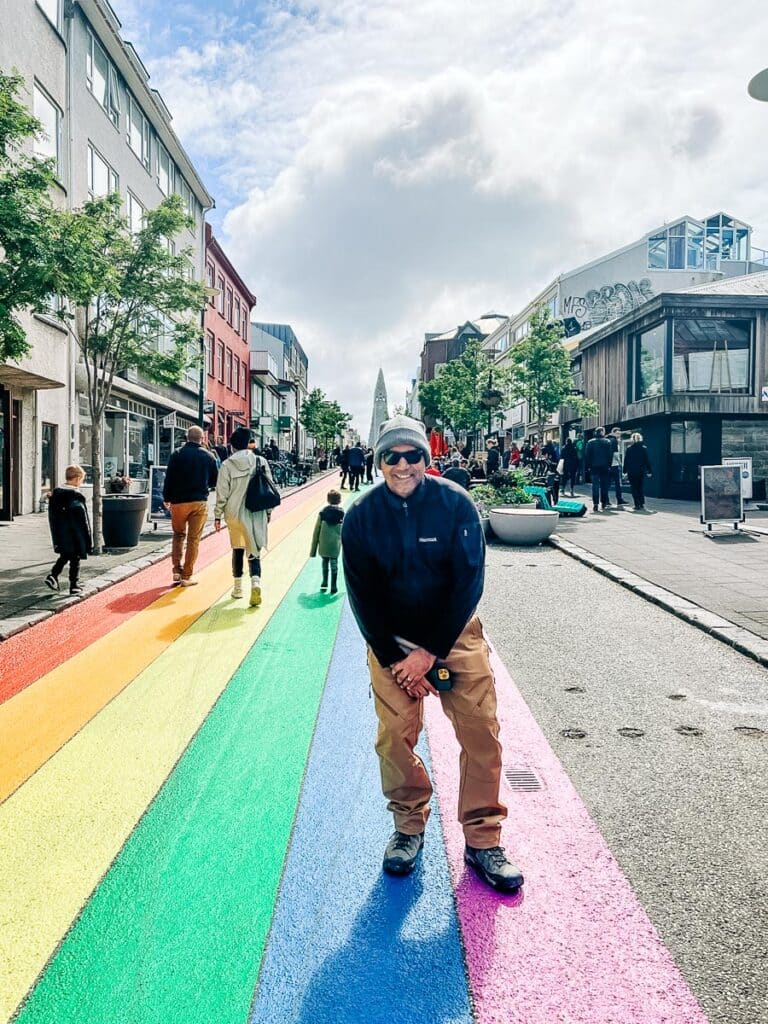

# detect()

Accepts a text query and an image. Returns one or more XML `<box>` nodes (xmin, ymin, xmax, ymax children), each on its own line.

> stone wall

<box><xmin>721</xmin><ymin>419</ymin><xmax>768</xmax><ymax>489</ymax></box>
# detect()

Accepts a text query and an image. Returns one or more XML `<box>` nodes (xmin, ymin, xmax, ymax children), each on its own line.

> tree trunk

<box><xmin>91</xmin><ymin>420</ymin><xmax>103</xmax><ymax>555</ymax></box>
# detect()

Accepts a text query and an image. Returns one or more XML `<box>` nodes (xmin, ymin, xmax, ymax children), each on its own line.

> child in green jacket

<box><xmin>310</xmin><ymin>489</ymin><xmax>344</xmax><ymax>594</ymax></box>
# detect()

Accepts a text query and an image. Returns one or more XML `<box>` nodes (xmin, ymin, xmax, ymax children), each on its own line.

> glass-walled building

<box><xmin>576</xmin><ymin>273</ymin><xmax>768</xmax><ymax>500</ymax></box>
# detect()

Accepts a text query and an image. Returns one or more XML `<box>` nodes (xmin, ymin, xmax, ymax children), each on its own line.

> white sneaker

<box><xmin>249</xmin><ymin>579</ymin><xmax>262</xmax><ymax>607</ymax></box>
<box><xmin>172</xmin><ymin>571</ymin><xmax>182</xmax><ymax>586</ymax></box>
<box><xmin>231</xmin><ymin>578</ymin><xmax>243</xmax><ymax>599</ymax></box>
<box><xmin>181</xmin><ymin>578</ymin><xmax>199</xmax><ymax>587</ymax></box>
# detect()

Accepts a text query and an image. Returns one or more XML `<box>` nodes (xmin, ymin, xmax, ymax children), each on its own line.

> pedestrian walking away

<box><xmin>163</xmin><ymin>425</ymin><xmax>218</xmax><ymax>586</ymax></box>
<box><xmin>214</xmin><ymin>427</ymin><xmax>274</xmax><ymax>606</ymax></box>
<box><xmin>45</xmin><ymin>464</ymin><xmax>92</xmax><ymax>596</ymax></box>
<box><xmin>623</xmin><ymin>432</ymin><xmax>653</xmax><ymax>510</ymax></box>
<box><xmin>365</xmin><ymin>446</ymin><xmax>375</xmax><ymax>484</ymax></box>
<box><xmin>442</xmin><ymin>456</ymin><xmax>471</xmax><ymax>491</ymax></box>
<box><xmin>310</xmin><ymin>488</ymin><xmax>345</xmax><ymax>594</ymax></box>
<box><xmin>485</xmin><ymin>438</ymin><xmax>500</xmax><ymax>475</ymax></box>
<box><xmin>342</xmin><ymin>414</ymin><xmax>523</xmax><ymax>893</ymax></box>
<box><xmin>609</xmin><ymin>427</ymin><xmax>627</xmax><ymax>505</ymax></box>
<box><xmin>585</xmin><ymin>427</ymin><xmax>613</xmax><ymax>512</ymax></box>
<box><xmin>347</xmin><ymin>441</ymin><xmax>366</xmax><ymax>491</ymax></box>
<box><xmin>339</xmin><ymin>444</ymin><xmax>351</xmax><ymax>489</ymax></box>
<box><xmin>560</xmin><ymin>437</ymin><xmax>579</xmax><ymax>497</ymax></box>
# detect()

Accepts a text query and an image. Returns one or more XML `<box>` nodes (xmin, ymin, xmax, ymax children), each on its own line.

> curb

<box><xmin>549</xmin><ymin>534</ymin><xmax>768</xmax><ymax>670</ymax></box>
<box><xmin>0</xmin><ymin>470</ymin><xmax>338</xmax><ymax>643</ymax></box>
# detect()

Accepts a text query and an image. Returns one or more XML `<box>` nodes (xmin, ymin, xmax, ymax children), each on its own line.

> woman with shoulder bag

<box><xmin>214</xmin><ymin>427</ymin><xmax>275</xmax><ymax>606</ymax></box>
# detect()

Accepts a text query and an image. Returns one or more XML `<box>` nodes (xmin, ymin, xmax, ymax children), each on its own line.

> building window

<box><xmin>87</xmin><ymin>143</ymin><xmax>118</xmax><ymax>197</ymax></box>
<box><xmin>669</xmin><ymin>420</ymin><xmax>703</xmax><ymax>485</ymax></box>
<box><xmin>206</xmin><ymin>330</ymin><xmax>214</xmax><ymax>376</ymax></box>
<box><xmin>217</xmin><ymin>276</ymin><xmax>225</xmax><ymax>315</ymax></box>
<box><xmin>176</xmin><ymin>176</ymin><xmax>195</xmax><ymax>223</ymax></box>
<box><xmin>126</xmin><ymin>93</ymin><xmax>151</xmax><ymax>171</ymax></box>
<box><xmin>648</xmin><ymin>216</ymin><xmax>750</xmax><ymax>271</ymax></box>
<box><xmin>225</xmin><ymin>288</ymin><xmax>233</xmax><ymax>324</ymax></box>
<box><xmin>635</xmin><ymin>322</ymin><xmax>666</xmax><ymax>400</ymax></box>
<box><xmin>86</xmin><ymin>29</ymin><xmax>120</xmax><ymax>127</ymax></box>
<box><xmin>242</xmin><ymin>316</ymin><xmax>247</xmax><ymax>342</ymax></box>
<box><xmin>126</xmin><ymin>191</ymin><xmax>145</xmax><ymax>234</ymax></box>
<box><xmin>206</xmin><ymin>263</ymin><xmax>215</xmax><ymax>304</ymax></box>
<box><xmin>672</xmin><ymin>318</ymin><xmax>751</xmax><ymax>394</ymax></box>
<box><xmin>226</xmin><ymin>349</ymin><xmax>233</xmax><ymax>389</ymax></box>
<box><xmin>216</xmin><ymin>341</ymin><xmax>225</xmax><ymax>382</ymax></box>
<box><xmin>157</xmin><ymin>142</ymin><xmax>174</xmax><ymax>195</ymax></box>
<box><xmin>33</xmin><ymin>84</ymin><xmax>60</xmax><ymax>174</ymax></box>
<box><xmin>234</xmin><ymin>301</ymin><xmax>240</xmax><ymax>334</ymax></box>
<box><xmin>233</xmin><ymin>356</ymin><xmax>240</xmax><ymax>396</ymax></box>
<box><xmin>41</xmin><ymin>422</ymin><xmax>58</xmax><ymax>492</ymax></box>
<box><xmin>38</xmin><ymin>0</ymin><xmax>59</xmax><ymax>27</ymax></box>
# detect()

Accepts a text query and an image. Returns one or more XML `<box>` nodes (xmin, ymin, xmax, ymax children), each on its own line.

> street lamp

<box><xmin>480</xmin><ymin>371</ymin><xmax>504</xmax><ymax>438</ymax></box>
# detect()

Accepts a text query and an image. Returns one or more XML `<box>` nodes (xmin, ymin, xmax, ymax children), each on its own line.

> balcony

<box><xmin>250</xmin><ymin>351</ymin><xmax>279</xmax><ymax>388</ymax></box>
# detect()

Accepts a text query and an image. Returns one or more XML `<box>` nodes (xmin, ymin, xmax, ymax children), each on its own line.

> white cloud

<box><xmin>115</xmin><ymin>0</ymin><xmax>768</xmax><ymax>431</ymax></box>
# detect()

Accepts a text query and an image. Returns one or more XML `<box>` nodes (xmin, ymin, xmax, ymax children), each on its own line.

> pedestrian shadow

<box><xmin>106</xmin><ymin>586</ymin><xmax>169</xmax><ymax>612</ymax></box>
<box><xmin>285</xmin><ymin>874</ymin><xmax>472</xmax><ymax>1024</ymax></box>
<box><xmin>296</xmin><ymin>592</ymin><xmax>344</xmax><ymax>610</ymax></box>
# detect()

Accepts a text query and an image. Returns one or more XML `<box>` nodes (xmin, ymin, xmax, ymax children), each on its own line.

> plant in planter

<box><xmin>105</xmin><ymin>474</ymin><xmax>131</xmax><ymax>494</ymax></box>
<box><xmin>471</xmin><ymin>467</ymin><xmax>536</xmax><ymax>519</ymax></box>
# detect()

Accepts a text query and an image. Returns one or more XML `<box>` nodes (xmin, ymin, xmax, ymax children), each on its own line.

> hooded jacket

<box><xmin>342</xmin><ymin>476</ymin><xmax>484</xmax><ymax>667</ymax></box>
<box><xmin>214</xmin><ymin>450</ymin><xmax>272</xmax><ymax>555</ymax></box>
<box><xmin>48</xmin><ymin>486</ymin><xmax>92</xmax><ymax>558</ymax></box>
<box><xmin>310</xmin><ymin>504</ymin><xmax>345</xmax><ymax>559</ymax></box>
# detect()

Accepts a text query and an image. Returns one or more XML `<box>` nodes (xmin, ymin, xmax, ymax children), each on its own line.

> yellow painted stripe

<box><xmin>0</xmin><ymin>508</ymin><xmax>322</xmax><ymax>1024</ymax></box>
<box><xmin>0</xmin><ymin>495</ymin><xmax>323</xmax><ymax>805</ymax></box>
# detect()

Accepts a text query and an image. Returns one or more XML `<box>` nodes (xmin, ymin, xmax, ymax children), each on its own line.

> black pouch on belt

<box><xmin>425</xmin><ymin>664</ymin><xmax>453</xmax><ymax>691</ymax></box>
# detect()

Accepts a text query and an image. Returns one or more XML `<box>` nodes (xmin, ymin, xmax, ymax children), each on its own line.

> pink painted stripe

<box><xmin>424</xmin><ymin>642</ymin><xmax>708</xmax><ymax>1024</ymax></box>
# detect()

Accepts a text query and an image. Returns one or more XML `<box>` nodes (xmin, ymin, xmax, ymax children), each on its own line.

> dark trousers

<box><xmin>610</xmin><ymin>465</ymin><xmax>624</xmax><ymax>502</ymax></box>
<box><xmin>51</xmin><ymin>554</ymin><xmax>80</xmax><ymax>585</ymax></box>
<box><xmin>562</xmin><ymin>467</ymin><xmax>577</xmax><ymax>494</ymax></box>
<box><xmin>628</xmin><ymin>474</ymin><xmax>646</xmax><ymax>509</ymax></box>
<box><xmin>348</xmin><ymin>468</ymin><xmax>362</xmax><ymax>491</ymax></box>
<box><xmin>365</xmin><ymin>465</ymin><xmax>373</xmax><ymax>484</ymax></box>
<box><xmin>321</xmin><ymin>556</ymin><xmax>338</xmax><ymax>590</ymax></box>
<box><xmin>340</xmin><ymin>469</ymin><xmax>349</xmax><ymax>488</ymax></box>
<box><xmin>232</xmin><ymin>549</ymin><xmax>261</xmax><ymax>578</ymax></box>
<box><xmin>591</xmin><ymin>468</ymin><xmax>610</xmax><ymax>508</ymax></box>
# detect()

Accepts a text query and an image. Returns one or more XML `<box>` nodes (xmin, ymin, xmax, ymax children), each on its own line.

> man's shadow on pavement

<box><xmin>286</xmin><ymin>872</ymin><xmax>472</xmax><ymax>1024</ymax></box>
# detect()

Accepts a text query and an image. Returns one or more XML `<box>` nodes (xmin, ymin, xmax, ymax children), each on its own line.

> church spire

<box><xmin>368</xmin><ymin>369</ymin><xmax>390</xmax><ymax>447</ymax></box>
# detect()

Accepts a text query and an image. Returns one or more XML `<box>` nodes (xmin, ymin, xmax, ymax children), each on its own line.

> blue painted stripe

<box><xmin>250</xmin><ymin>602</ymin><xmax>473</xmax><ymax>1024</ymax></box>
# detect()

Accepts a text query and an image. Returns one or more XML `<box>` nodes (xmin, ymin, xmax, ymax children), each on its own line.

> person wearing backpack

<box><xmin>214</xmin><ymin>427</ymin><xmax>274</xmax><ymax>606</ymax></box>
<box><xmin>310</xmin><ymin>488</ymin><xmax>345</xmax><ymax>594</ymax></box>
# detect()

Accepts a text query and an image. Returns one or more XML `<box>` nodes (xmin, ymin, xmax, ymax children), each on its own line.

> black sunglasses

<box><xmin>381</xmin><ymin>449</ymin><xmax>425</xmax><ymax>466</ymax></box>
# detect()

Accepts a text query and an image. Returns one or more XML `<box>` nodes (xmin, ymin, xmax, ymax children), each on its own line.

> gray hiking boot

<box><xmin>383</xmin><ymin>831</ymin><xmax>424</xmax><ymax>875</ymax></box>
<box><xmin>464</xmin><ymin>845</ymin><xmax>524</xmax><ymax>892</ymax></box>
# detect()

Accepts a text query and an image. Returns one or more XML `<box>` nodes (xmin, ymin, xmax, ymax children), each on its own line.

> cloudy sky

<box><xmin>115</xmin><ymin>0</ymin><xmax>768</xmax><ymax>434</ymax></box>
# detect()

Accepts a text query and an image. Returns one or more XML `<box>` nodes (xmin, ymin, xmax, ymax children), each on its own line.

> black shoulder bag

<box><xmin>245</xmin><ymin>460</ymin><xmax>282</xmax><ymax>512</ymax></box>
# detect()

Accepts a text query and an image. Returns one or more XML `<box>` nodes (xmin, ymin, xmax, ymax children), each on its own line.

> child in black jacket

<box><xmin>45</xmin><ymin>464</ymin><xmax>93</xmax><ymax>596</ymax></box>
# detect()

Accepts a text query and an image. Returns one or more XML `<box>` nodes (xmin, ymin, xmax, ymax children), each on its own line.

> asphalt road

<box><xmin>480</xmin><ymin>541</ymin><xmax>768</xmax><ymax>1024</ymax></box>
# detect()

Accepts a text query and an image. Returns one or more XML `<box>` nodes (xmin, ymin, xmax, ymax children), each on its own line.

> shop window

<box><xmin>41</xmin><ymin>422</ymin><xmax>57</xmax><ymax>492</ymax></box>
<box><xmin>672</xmin><ymin>318</ymin><xmax>751</xmax><ymax>394</ymax></box>
<box><xmin>128</xmin><ymin>413</ymin><xmax>153</xmax><ymax>479</ymax></box>
<box><xmin>669</xmin><ymin>420</ymin><xmax>703</xmax><ymax>484</ymax></box>
<box><xmin>634</xmin><ymin>322</ymin><xmax>666</xmax><ymax>399</ymax></box>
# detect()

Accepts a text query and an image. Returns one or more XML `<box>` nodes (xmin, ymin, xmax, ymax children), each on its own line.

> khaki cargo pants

<box><xmin>170</xmin><ymin>501</ymin><xmax>208</xmax><ymax>580</ymax></box>
<box><xmin>368</xmin><ymin>616</ymin><xmax>507</xmax><ymax>849</ymax></box>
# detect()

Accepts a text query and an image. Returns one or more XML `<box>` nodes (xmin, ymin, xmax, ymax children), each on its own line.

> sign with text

<box><xmin>700</xmin><ymin>464</ymin><xmax>743</xmax><ymax>526</ymax></box>
<box><xmin>722</xmin><ymin>457</ymin><xmax>753</xmax><ymax>500</ymax></box>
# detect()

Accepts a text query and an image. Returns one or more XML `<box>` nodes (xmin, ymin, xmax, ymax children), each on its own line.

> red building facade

<box><xmin>203</xmin><ymin>224</ymin><xmax>257</xmax><ymax>445</ymax></box>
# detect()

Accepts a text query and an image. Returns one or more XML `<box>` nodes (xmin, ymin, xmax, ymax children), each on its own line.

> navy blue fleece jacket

<box><xmin>341</xmin><ymin>476</ymin><xmax>485</xmax><ymax>667</ymax></box>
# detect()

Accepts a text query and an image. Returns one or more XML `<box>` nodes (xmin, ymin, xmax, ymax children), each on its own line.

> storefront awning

<box><xmin>0</xmin><ymin>364</ymin><xmax>65</xmax><ymax>390</ymax></box>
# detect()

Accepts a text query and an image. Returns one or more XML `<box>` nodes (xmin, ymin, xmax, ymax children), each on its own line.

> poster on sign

<box><xmin>700</xmin><ymin>464</ymin><xmax>743</xmax><ymax>526</ymax></box>
<box><xmin>722</xmin><ymin>457</ymin><xmax>753</xmax><ymax>500</ymax></box>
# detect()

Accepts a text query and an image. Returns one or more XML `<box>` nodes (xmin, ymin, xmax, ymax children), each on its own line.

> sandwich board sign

<box><xmin>700</xmin><ymin>464</ymin><xmax>743</xmax><ymax>530</ymax></box>
<box><xmin>722</xmin><ymin>457</ymin><xmax>753</xmax><ymax>501</ymax></box>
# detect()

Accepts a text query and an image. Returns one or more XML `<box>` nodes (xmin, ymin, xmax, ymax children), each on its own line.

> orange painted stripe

<box><xmin>0</xmin><ymin>495</ymin><xmax>323</xmax><ymax>805</ymax></box>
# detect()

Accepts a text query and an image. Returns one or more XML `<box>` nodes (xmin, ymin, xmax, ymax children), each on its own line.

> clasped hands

<box><xmin>391</xmin><ymin>648</ymin><xmax>438</xmax><ymax>700</ymax></box>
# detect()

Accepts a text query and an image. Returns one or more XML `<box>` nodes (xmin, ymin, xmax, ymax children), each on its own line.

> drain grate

<box><xmin>504</xmin><ymin>767</ymin><xmax>544</xmax><ymax>792</ymax></box>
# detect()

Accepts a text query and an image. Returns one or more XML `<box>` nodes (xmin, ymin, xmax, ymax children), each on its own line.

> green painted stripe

<box><xmin>14</xmin><ymin>560</ymin><xmax>346</xmax><ymax>1024</ymax></box>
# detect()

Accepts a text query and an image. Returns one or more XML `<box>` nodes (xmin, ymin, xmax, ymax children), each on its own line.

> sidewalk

<box><xmin>550</xmin><ymin>486</ymin><xmax>768</xmax><ymax>646</ymax></box>
<box><xmin>0</xmin><ymin>472</ymin><xmax>335</xmax><ymax>641</ymax></box>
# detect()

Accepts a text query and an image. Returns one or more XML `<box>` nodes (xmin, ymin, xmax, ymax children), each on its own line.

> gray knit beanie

<box><xmin>374</xmin><ymin>415</ymin><xmax>431</xmax><ymax>468</ymax></box>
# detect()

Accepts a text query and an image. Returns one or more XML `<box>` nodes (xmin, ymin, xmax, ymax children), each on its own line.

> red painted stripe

<box><xmin>0</xmin><ymin>479</ymin><xmax>331</xmax><ymax>704</ymax></box>
<box><xmin>424</xmin><ymin>641</ymin><xmax>708</xmax><ymax>1024</ymax></box>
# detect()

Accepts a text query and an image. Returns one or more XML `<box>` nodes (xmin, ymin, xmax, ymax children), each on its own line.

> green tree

<box><xmin>507</xmin><ymin>306</ymin><xmax>598</xmax><ymax>435</ymax></box>
<box><xmin>54</xmin><ymin>192</ymin><xmax>206</xmax><ymax>551</ymax></box>
<box><xmin>0</xmin><ymin>68</ymin><xmax>62</xmax><ymax>360</ymax></box>
<box><xmin>298</xmin><ymin>388</ymin><xmax>352</xmax><ymax>455</ymax></box>
<box><xmin>419</xmin><ymin>340</ymin><xmax>510</xmax><ymax>441</ymax></box>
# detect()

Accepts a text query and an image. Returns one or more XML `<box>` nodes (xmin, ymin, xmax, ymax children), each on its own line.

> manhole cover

<box><xmin>560</xmin><ymin>728</ymin><xmax>587</xmax><ymax>740</ymax></box>
<box><xmin>733</xmin><ymin>726</ymin><xmax>765</xmax><ymax>738</ymax></box>
<box><xmin>564</xmin><ymin>685</ymin><xmax>586</xmax><ymax>694</ymax></box>
<box><xmin>617</xmin><ymin>727</ymin><xmax>645</xmax><ymax>738</ymax></box>
<box><xmin>504</xmin><ymin>767</ymin><xmax>544</xmax><ymax>792</ymax></box>
<box><xmin>668</xmin><ymin>694</ymin><xmax>687</xmax><ymax>701</ymax></box>
<box><xmin>675</xmin><ymin>725</ymin><xmax>704</xmax><ymax>737</ymax></box>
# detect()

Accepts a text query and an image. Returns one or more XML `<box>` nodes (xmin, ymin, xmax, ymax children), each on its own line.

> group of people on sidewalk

<box><xmin>584</xmin><ymin>426</ymin><xmax>653</xmax><ymax>513</ymax></box>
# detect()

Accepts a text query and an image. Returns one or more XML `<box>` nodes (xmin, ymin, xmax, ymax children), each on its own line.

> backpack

<box><xmin>245</xmin><ymin>460</ymin><xmax>282</xmax><ymax>512</ymax></box>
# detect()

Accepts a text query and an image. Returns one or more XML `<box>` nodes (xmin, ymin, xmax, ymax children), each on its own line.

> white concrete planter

<box><xmin>488</xmin><ymin>507</ymin><xmax>558</xmax><ymax>545</ymax></box>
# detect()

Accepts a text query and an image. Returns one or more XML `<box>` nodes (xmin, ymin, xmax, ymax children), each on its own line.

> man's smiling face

<box><xmin>380</xmin><ymin>445</ymin><xmax>426</xmax><ymax>499</ymax></box>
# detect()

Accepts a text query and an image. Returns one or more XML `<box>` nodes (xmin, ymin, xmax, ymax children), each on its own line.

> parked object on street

<box><xmin>101</xmin><ymin>493</ymin><xmax>150</xmax><ymax>549</ymax></box>
<box><xmin>523</xmin><ymin>484</ymin><xmax>587</xmax><ymax>518</ymax></box>
<box><xmin>488</xmin><ymin>507</ymin><xmax>558</xmax><ymax>545</ymax></box>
